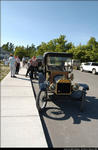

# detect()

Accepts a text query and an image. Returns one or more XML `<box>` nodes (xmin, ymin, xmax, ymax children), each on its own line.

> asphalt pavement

<box><xmin>1</xmin><ymin>65</ymin><xmax>98</xmax><ymax>148</ymax></box>
<box><xmin>0</xmin><ymin>65</ymin><xmax>47</xmax><ymax>147</ymax></box>
<box><xmin>32</xmin><ymin>70</ymin><xmax>98</xmax><ymax>147</ymax></box>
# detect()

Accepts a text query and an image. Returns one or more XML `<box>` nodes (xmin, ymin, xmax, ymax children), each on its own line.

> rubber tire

<box><xmin>36</xmin><ymin>90</ymin><xmax>47</xmax><ymax>112</ymax></box>
<box><xmin>80</xmin><ymin>67</ymin><xmax>83</xmax><ymax>72</ymax></box>
<box><xmin>92</xmin><ymin>69</ymin><xmax>96</xmax><ymax>75</ymax></box>
<box><xmin>80</xmin><ymin>91</ymin><xmax>86</xmax><ymax>112</ymax></box>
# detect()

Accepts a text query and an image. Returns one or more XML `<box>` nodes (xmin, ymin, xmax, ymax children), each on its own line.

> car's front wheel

<box><xmin>36</xmin><ymin>90</ymin><xmax>47</xmax><ymax>112</ymax></box>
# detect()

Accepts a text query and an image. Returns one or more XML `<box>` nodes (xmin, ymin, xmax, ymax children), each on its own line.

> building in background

<box><xmin>0</xmin><ymin>47</ymin><xmax>10</xmax><ymax>60</ymax></box>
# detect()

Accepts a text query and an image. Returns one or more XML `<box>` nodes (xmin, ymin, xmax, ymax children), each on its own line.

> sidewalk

<box><xmin>0</xmin><ymin>66</ymin><xmax>47</xmax><ymax>147</ymax></box>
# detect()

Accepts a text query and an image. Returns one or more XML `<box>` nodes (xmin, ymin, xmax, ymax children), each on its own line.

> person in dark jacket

<box><xmin>15</xmin><ymin>56</ymin><xmax>20</xmax><ymax>74</ymax></box>
<box><xmin>25</xmin><ymin>56</ymin><xmax>38</xmax><ymax>79</ymax></box>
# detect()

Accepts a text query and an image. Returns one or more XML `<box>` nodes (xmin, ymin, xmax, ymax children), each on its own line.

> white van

<box><xmin>80</xmin><ymin>62</ymin><xmax>98</xmax><ymax>74</ymax></box>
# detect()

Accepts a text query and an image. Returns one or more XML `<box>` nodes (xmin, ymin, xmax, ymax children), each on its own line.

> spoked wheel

<box><xmin>80</xmin><ymin>91</ymin><xmax>86</xmax><ymax>112</ymax></box>
<box><xmin>36</xmin><ymin>90</ymin><xmax>47</xmax><ymax>112</ymax></box>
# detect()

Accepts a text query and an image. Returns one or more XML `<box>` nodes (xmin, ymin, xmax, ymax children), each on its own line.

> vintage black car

<box><xmin>36</xmin><ymin>52</ymin><xmax>89</xmax><ymax>112</ymax></box>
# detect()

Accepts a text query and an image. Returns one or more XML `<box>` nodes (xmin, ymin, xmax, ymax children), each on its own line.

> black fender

<box><xmin>79</xmin><ymin>83</ymin><xmax>89</xmax><ymax>91</ymax></box>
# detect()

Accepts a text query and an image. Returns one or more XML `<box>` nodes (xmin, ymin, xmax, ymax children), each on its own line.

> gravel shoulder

<box><xmin>0</xmin><ymin>62</ymin><xmax>10</xmax><ymax>81</ymax></box>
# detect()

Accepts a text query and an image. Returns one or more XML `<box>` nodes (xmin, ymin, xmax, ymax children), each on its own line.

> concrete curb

<box><xmin>1</xmin><ymin>66</ymin><xmax>48</xmax><ymax>147</ymax></box>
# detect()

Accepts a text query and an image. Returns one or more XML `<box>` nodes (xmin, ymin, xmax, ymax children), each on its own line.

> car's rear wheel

<box><xmin>92</xmin><ymin>69</ymin><xmax>96</xmax><ymax>75</ymax></box>
<box><xmin>80</xmin><ymin>67</ymin><xmax>83</xmax><ymax>72</ymax></box>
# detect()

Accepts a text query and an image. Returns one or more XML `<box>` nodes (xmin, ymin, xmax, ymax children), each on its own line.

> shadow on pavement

<box><xmin>16</xmin><ymin>76</ymin><xmax>30</xmax><ymax>81</ymax></box>
<box><xmin>31</xmin><ymin>78</ymin><xmax>98</xmax><ymax>147</ymax></box>
<box><xmin>18</xmin><ymin>73</ymin><xmax>26</xmax><ymax>76</ymax></box>
<box><xmin>40</xmin><ymin>95</ymin><xmax>98</xmax><ymax>124</ymax></box>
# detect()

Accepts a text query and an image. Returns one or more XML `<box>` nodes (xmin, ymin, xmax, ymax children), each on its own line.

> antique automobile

<box><xmin>36</xmin><ymin>52</ymin><xmax>89</xmax><ymax>112</ymax></box>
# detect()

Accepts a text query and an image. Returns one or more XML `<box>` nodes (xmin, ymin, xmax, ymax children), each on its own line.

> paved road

<box><xmin>32</xmin><ymin>70</ymin><xmax>98</xmax><ymax>147</ymax></box>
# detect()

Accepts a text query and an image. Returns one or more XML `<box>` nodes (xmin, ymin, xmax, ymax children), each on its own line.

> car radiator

<box><xmin>57</xmin><ymin>83</ymin><xmax>71</xmax><ymax>94</ymax></box>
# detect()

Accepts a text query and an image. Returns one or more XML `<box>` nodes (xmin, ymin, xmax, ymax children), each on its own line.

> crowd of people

<box><xmin>9</xmin><ymin>53</ymin><xmax>20</xmax><ymax>78</ymax></box>
<box><xmin>9</xmin><ymin>54</ymin><xmax>40</xmax><ymax>79</ymax></box>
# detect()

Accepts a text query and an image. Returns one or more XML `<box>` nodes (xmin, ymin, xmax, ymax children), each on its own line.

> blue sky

<box><xmin>1</xmin><ymin>1</ymin><xmax>98</xmax><ymax>48</ymax></box>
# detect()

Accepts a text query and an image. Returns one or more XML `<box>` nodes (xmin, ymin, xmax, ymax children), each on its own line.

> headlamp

<box><xmin>73</xmin><ymin>83</ymin><xmax>79</xmax><ymax>91</ymax></box>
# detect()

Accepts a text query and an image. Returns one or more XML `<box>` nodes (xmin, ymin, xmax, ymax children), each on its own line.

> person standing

<box><xmin>25</xmin><ymin>59</ymin><xmax>33</xmax><ymax>77</ymax></box>
<box><xmin>9</xmin><ymin>53</ymin><xmax>17</xmax><ymax>78</ymax></box>
<box><xmin>31</xmin><ymin>56</ymin><xmax>38</xmax><ymax>78</ymax></box>
<box><xmin>16</xmin><ymin>56</ymin><xmax>20</xmax><ymax>74</ymax></box>
<box><xmin>22</xmin><ymin>56</ymin><xmax>25</xmax><ymax>67</ymax></box>
<box><xmin>25</xmin><ymin>56</ymin><xmax>38</xmax><ymax>79</ymax></box>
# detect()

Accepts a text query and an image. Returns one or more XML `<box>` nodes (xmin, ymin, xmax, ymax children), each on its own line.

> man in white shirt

<box><xmin>9</xmin><ymin>53</ymin><xmax>16</xmax><ymax>78</ymax></box>
<box><xmin>22</xmin><ymin>57</ymin><xmax>25</xmax><ymax>67</ymax></box>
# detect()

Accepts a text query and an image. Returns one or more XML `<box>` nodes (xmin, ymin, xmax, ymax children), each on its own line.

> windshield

<box><xmin>47</xmin><ymin>56</ymin><xmax>72</xmax><ymax>71</ymax></box>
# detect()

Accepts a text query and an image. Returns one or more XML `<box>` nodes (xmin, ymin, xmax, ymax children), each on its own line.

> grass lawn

<box><xmin>0</xmin><ymin>61</ymin><xmax>10</xmax><ymax>81</ymax></box>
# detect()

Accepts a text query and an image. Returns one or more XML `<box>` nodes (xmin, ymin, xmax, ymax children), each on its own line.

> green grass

<box><xmin>0</xmin><ymin>61</ymin><xmax>10</xmax><ymax>81</ymax></box>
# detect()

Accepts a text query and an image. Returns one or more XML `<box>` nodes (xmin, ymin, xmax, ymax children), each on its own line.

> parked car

<box><xmin>36</xmin><ymin>52</ymin><xmax>89</xmax><ymax>112</ymax></box>
<box><xmin>80</xmin><ymin>62</ymin><xmax>98</xmax><ymax>74</ymax></box>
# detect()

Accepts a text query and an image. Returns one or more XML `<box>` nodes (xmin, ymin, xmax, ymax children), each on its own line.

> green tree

<box><xmin>90</xmin><ymin>48</ymin><xmax>98</xmax><ymax>62</ymax></box>
<box><xmin>87</xmin><ymin>37</ymin><xmax>96</xmax><ymax>49</ymax></box>
<box><xmin>65</xmin><ymin>42</ymin><xmax>73</xmax><ymax>51</ymax></box>
<box><xmin>2</xmin><ymin>42</ymin><xmax>14</xmax><ymax>53</ymax></box>
<box><xmin>25</xmin><ymin>44</ymin><xmax>36</xmax><ymax>58</ymax></box>
<box><xmin>55</xmin><ymin>35</ymin><xmax>67</xmax><ymax>52</ymax></box>
<box><xmin>36</xmin><ymin>35</ymin><xmax>69</xmax><ymax>55</ymax></box>
<box><xmin>47</xmin><ymin>40</ymin><xmax>56</xmax><ymax>52</ymax></box>
<box><xmin>87</xmin><ymin>37</ymin><xmax>98</xmax><ymax>61</ymax></box>
<box><xmin>3</xmin><ymin>35</ymin><xmax>98</xmax><ymax>63</ymax></box>
<box><xmin>36</xmin><ymin>42</ymin><xmax>48</xmax><ymax>56</ymax></box>
<box><xmin>14</xmin><ymin>46</ymin><xmax>26</xmax><ymax>60</ymax></box>
<box><xmin>29</xmin><ymin>44</ymin><xmax>36</xmax><ymax>57</ymax></box>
